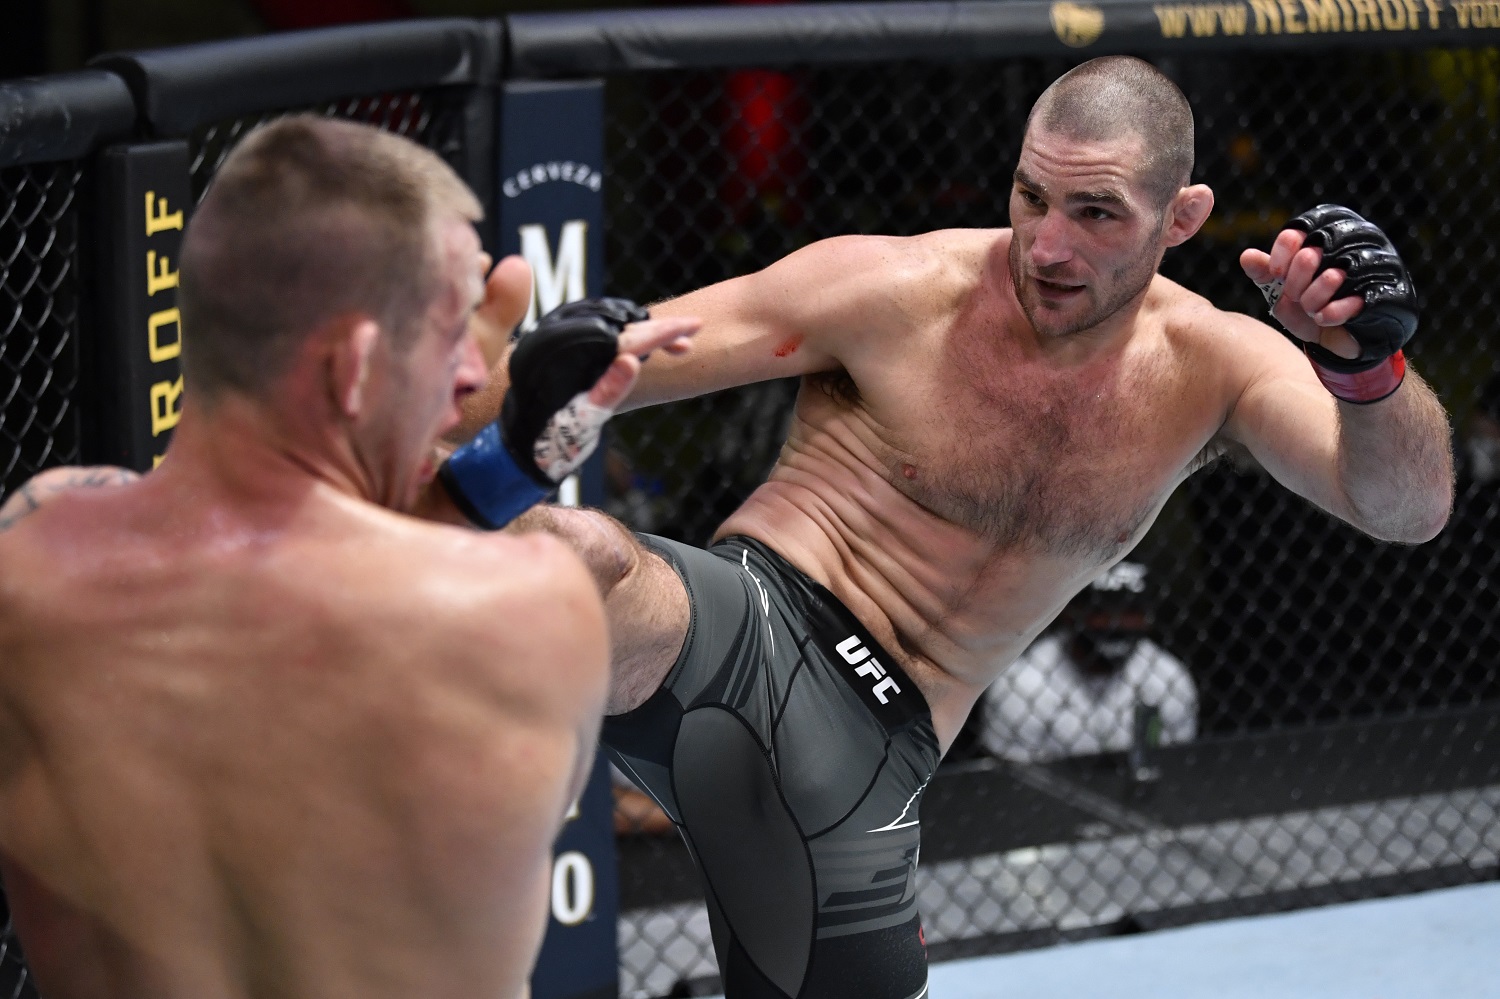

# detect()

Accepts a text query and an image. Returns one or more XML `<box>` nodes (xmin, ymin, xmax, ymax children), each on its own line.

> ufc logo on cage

<box><xmin>837</xmin><ymin>635</ymin><xmax>902</xmax><ymax>705</ymax></box>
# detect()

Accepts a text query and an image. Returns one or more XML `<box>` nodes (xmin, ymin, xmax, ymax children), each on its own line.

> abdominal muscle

<box><xmin>714</xmin><ymin>397</ymin><xmax>1133</xmax><ymax>753</ymax></box>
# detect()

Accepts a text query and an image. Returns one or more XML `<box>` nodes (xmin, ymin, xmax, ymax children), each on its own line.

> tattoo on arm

<box><xmin>0</xmin><ymin>484</ymin><xmax>43</xmax><ymax>533</ymax></box>
<box><xmin>0</xmin><ymin>467</ymin><xmax>140</xmax><ymax>532</ymax></box>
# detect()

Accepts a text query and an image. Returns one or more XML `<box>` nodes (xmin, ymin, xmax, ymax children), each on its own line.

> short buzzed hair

<box><xmin>1027</xmin><ymin>56</ymin><xmax>1195</xmax><ymax>209</ymax></box>
<box><xmin>179</xmin><ymin>115</ymin><xmax>482</xmax><ymax>398</ymax></box>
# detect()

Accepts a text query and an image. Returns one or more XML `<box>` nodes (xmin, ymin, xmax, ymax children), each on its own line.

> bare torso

<box><xmin>0</xmin><ymin>468</ymin><xmax>602</xmax><ymax>999</ymax></box>
<box><xmin>713</xmin><ymin>230</ymin><xmax>1231</xmax><ymax>748</ymax></box>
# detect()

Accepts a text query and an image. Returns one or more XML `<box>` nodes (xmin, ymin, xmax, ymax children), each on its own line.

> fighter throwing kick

<box><xmin>435</xmin><ymin>56</ymin><xmax>1453</xmax><ymax>999</ymax></box>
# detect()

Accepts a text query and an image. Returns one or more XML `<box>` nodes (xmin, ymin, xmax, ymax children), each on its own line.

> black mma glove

<box><xmin>1257</xmin><ymin>204</ymin><xmax>1418</xmax><ymax>404</ymax></box>
<box><xmin>438</xmin><ymin>297</ymin><xmax>649</xmax><ymax>529</ymax></box>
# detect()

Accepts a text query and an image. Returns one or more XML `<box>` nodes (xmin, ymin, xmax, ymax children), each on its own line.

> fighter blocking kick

<box><xmin>429</xmin><ymin>56</ymin><xmax>1453</xmax><ymax>999</ymax></box>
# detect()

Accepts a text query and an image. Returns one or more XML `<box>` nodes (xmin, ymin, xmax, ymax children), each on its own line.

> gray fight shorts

<box><xmin>602</xmin><ymin>535</ymin><xmax>940</xmax><ymax>999</ymax></box>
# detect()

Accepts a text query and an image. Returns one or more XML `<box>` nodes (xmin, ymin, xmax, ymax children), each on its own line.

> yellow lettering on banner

<box><xmin>1347</xmin><ymin>0</ymin><xmax>1380</xmax><ymax>29</ymax></box>
<box><xmin>1248</xmin><ymin>0</ymin><xmax>1283</xmax><ymax>30</ymax></box>
<box><xmin>1457</xmin><ymin>0</ymin><xmax>1500</xmax><ymax>25</ymax></box>
<box><xmin>1423</xmin><ymin>0</ymin><xmax>1443</xmax><ymax>28</ymax></box>
<box><xmin>1302</xmin><ymin>0</ymin><xmax>1345</xmax><ymax>30</ymax></box>
<box><xmin>1187</xmin><ymin>3</ymin><xmax>1220</xmax><ymax>34</ymax></box>
<box><xmin>1377</xmin><ymin>0</ymin><xmax>1408</xmax><ymax>26</ymax></box>
<box><xmin>144</xmin><ymin>191</ymin><xmax>183</xmax><ymax>236</ymax></box>
<box><xmin>1154</xmin><ymin>4</ymin><xmax>1191</xmax><ymax>35</ymax></box>
<box><xmin>1278</xmin><ymin>0</ymin><xmax>1309</xmax><ymax>28</ymax></box>
<box><xmin>1220</xmin><ymin>3</ymin><xmax>1250</xmax><ymax>31</ymax></box>
<box><xmin>146</xmin><ymin>251</ymin><xmax>179</xmax><ymax>297</ymax></box>
<box><xmin>150</xmin><ymin>377</ymin><xmax>184</xmax><ymax>437</ymax></box>
<box><xmin>148</xmin><ymin>308</ymin><xmax>182</xmax><ymax>363</ymax></box>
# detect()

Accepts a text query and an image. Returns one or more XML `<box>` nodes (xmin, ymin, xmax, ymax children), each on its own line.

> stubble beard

<box><xmin>1008</xmin><ymin>234</ymin><xmax>1161</xmax><ymax>340</ymax></box>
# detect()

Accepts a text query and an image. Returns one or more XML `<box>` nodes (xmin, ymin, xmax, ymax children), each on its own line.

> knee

<box><xmin>514</xmin><ymin>505</ymin><xmax>636</xmax><ymax>595</ymax></box>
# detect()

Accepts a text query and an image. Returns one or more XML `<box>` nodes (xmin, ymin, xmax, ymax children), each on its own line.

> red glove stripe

<box><xmin>1307</xmin><ymin>350</ymin><xmax>1406</xmax><ymax>404</ymax></box>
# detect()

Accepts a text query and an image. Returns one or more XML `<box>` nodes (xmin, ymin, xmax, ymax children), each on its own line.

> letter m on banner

<box><xmin>518</xmin><ymin>220</ymin><xmax>588</xmax><ymax>331</ymax></box>
<box><xmin>499</xmin><ymin>81</ymin><xmax>605</xmax><ymax>333</ymax></box>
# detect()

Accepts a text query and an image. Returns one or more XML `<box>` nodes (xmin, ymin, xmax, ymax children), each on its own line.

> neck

<box><xmin>154</xmin><ymin>391</ymin><xmax>374</xmax><ymax>513</ymax></box>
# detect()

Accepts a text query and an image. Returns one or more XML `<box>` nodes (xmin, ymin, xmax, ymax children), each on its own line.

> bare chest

<box><xmin>855</xmin><ymin>343</ymin><xmax>1211</xmax><ymax>559</ymax></box>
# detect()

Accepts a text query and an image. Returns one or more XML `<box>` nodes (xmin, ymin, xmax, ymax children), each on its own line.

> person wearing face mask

<box><xmin>978</xmin><ymin>562</ymin><xmax>1198</xmax><ymax>764</ymax></box>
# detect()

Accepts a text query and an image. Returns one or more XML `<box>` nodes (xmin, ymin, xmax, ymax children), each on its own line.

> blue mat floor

<box><xmin>928</xmin><ymin>881</ymin><xmax>1500</xmax><ymax>998</ymax></box>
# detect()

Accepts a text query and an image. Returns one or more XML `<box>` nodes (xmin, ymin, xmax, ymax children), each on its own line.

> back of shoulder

<box><xmin>0</xmin><ymin>466</ymin><xmax>139</xmax><ymax>534</ymax></box>
<box><xmin>401</xmin><ymin>528</ymin><xmax>609</xmax><ymax>683</ymax></box>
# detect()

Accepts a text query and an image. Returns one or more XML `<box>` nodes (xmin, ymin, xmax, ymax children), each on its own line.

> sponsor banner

<box><xmin>507</xmin><ymin>1</ymin><xmax>1500</xmax><ymax>78</ymax></box>
<box><xmin>502</xmin><ymin>79</ymin><xmax>620</xmax><ymax>999</ymax></box>
<box><xmin>94</xmin><ymin>141</ymin><xmax>192</xmax><ymax>471</ymax></box>
<box><xmin>1049</xmin><ymin>0</ymin><xmax>1500</xmax><ymax>51</ymax></box>
<box><xmin>497</xmin><ymin>79</ymin><xmax>609</xmax><ymax>512</ymax></box>
<box><xmin>498</xmin><ymin>81</ymin><xmax>607</xmax><ymax>337</ymax></box>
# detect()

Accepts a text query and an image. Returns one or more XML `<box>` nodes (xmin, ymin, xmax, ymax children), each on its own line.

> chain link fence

<box><xmin>603</xmin><ymin>49</ymin><xmax>1500</xmax><ymax>998</ymax></box>
<box><xmin>0</xmin><ymin>162</ymin><xmax>84</xmax><ymax>504</ymax></box>
<box><xmin>186</xmin><ymin>91</ymin><xmax>470</xmax><ymax>202</ymax></box>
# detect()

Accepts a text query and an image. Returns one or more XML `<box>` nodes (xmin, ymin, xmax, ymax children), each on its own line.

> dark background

<box><xmin>0</xmin><ymin>0</ymin><xmax>731</xmax><ymax>80</ymax></box>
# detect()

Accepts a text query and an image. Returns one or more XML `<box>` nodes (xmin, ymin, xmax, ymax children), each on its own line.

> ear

<box><xmin>1162</xmin><ymin>184</ymin><xmax>1214</xmax><ymax>247</ymax></box>
<box><xmin>328</xmin><ymin>318</ymin><xmax>381</xmax><ymax>419</ymax></box>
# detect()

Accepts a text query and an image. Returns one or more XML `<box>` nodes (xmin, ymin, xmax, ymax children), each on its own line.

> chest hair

<box><xmin>885</xmin><ymin>351</ymin><xmax>1182</xmax><ymax>559</ymax></box>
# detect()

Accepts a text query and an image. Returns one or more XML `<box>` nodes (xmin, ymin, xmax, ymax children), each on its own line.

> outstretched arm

<box><xmin>421</xmin><ymin>237</ymin><xmax>928</xmax><ymax>530</ymax></box>
<box><xmin>1225</xmin><ymin>208</ymin><xmax>1452</xmax><ymax>542</ymax></box>
<box><xmin>458</xmin><ymin>234</ymin><xmax>931</xmax><ymax>426</ymax></box>
<box><xmin>627</xmin><ymin>232</ymin><xmax>937</xmax><ymax>410</ymax></box>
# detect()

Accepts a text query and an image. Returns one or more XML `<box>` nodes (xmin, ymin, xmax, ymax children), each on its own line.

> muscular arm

<box><xmin>1219</xmin><ymin>315</ymin><xmax>1452</xmax><ymax>543</ymax></box>
<box><xmin>627</xmin><ymin>233</ymin><xmax>940</xmax><ymax>410</ymax></box>
<box><xmin>453</xmin><ymin>234</ymin><xmax>936</xmax><ymax>435</ymax></box>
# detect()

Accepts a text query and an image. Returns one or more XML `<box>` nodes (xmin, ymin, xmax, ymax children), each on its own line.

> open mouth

<box><xmin>1035</xmin><ymin>276</ymin><xmax>1085</xmax><ymax>301</ymax></box>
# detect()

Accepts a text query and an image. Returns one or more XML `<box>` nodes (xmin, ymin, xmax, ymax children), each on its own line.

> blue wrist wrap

<box><xmin>437</xmin><ymin>422</ymin><xmax>551</xmax><ymax>530</ymax></box>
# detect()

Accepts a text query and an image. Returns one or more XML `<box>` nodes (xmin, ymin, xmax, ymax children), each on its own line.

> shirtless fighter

<box><xmin>0</xmin><ymin>116</ymin><xmax>694</xmax><ymax>999</ymax></box>
<box><xmin>435</xmin><ymin>56</ymin><xmax>1453</xmax><ymax>999</ymax></box>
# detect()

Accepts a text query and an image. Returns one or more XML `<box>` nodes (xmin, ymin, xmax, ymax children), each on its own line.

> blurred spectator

<box><xmin>979</xmin><ymin>561</ymin><xmax>1198</xmax><ymax>763</ymax></box>
<box><xmin>1461</xmin><ymin>370</ymin><xmax>1500</xmax><ymax>486</ymax></box>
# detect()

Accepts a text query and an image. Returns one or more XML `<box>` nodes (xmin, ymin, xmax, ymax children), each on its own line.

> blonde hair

<box><xmin>179</xmin><ymin>115</ymin><xmax>482</xmax><ymax>397</ymax></box>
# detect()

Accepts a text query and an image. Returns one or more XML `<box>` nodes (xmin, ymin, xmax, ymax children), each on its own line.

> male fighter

<box><xmin>437</xmin><ymin>56</ymin><xmax>1453</xmax><ymax>999</ymax></box>
<box><xmin>0</xmin><ymin>116</ymin><xmax>693</xmax><ymax>999</ymax></box>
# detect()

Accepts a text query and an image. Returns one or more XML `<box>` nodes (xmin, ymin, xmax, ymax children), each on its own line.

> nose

<box><xmin>455</xmin><ymin>334</ymin><xmax>488</xmax><ymax>400</ymax></box>
<box><xmin>1030</xmin><ymin>211</ymin><xmax>1073</xmax><ymax>269</ymax></box>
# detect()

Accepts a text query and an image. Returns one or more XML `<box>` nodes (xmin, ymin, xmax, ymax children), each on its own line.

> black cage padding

<box><xmin>91</xmin><ymin>18</ymin><xmax>503</xmax><ymax>139</ymax></box>
<box><xmin>0</xmin><ymin>71</ymin><xmax>135</xmax><ymax>169</ymax></box>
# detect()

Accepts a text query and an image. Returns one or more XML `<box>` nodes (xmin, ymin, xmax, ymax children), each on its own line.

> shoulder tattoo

<box><xmin>0</xmin><ymin>466</ymin><xmax>140</xmax><ymax>532</ymax></box>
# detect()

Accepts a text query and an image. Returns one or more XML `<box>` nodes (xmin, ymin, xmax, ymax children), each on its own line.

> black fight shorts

<box><xmin>603</xmin><ymin>535</ymin><xmax>940</xmax><ymax>999</ymax></box>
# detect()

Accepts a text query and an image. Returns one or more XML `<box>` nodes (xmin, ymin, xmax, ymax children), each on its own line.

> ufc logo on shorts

<box><xmin>836</xmin><ymin>635</ymin><xmax>902</xmax><ymax>705</ymax></box>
